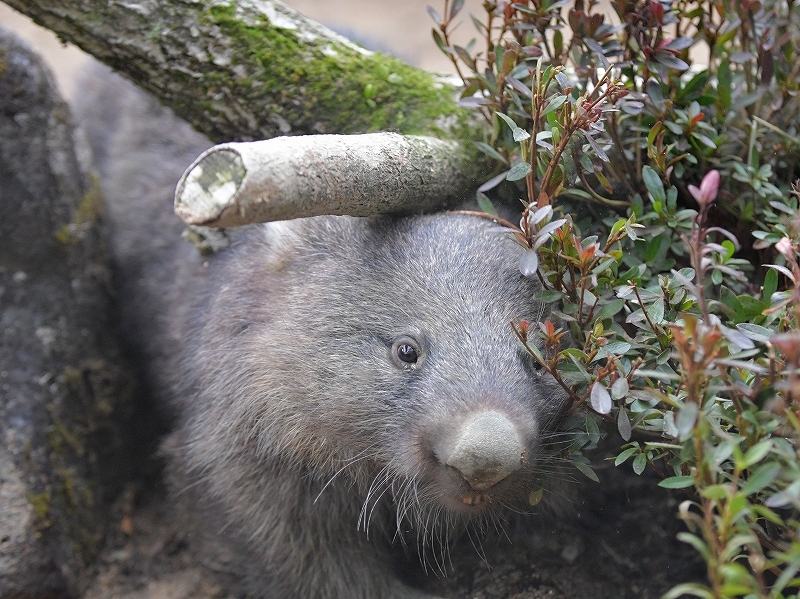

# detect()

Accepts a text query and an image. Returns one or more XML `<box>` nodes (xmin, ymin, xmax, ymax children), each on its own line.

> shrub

<box><xmin>430</xmin><ymin>0</ymin><xmax>800</xmax><ymax>596</ymax></box>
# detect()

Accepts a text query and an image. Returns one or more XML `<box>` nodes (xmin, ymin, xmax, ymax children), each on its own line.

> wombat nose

<box><xmin>444</xmin><ymin>410</ymin><xmax>525</xmax><ymax>491</ymax></box>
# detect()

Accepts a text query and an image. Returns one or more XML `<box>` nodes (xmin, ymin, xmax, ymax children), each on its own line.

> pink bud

<box><xmin>688</xmin><ymin>169</ymin><xmax>720</xmax><ymax>207</ymax></box>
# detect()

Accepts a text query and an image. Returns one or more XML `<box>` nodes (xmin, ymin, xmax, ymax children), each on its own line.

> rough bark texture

<box><xmin>0</xmin><ymin>0</ymin><xmax>480</xmax><ymax>145</ymax></box>
<box><xmin>0</xmin><ymin>30</ymin><xmax>147</xmax><ymax>599</ymax></box>
<box><xmin>175</xmin><ymin>134</ymin><xmax>475</xmax><ymax>227</ymax></box>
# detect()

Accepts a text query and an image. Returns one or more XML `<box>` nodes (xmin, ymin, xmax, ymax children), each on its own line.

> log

<box><xmin>175</xmin><ymin>133</ymin><xmax>475</xmax><ymax>227</ymax></box>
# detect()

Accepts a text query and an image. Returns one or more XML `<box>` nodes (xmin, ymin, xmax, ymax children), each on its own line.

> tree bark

<box><xmin>0</xmin><ymin>0</ymin><xmax>480</xmax><ymax>145</ymax></box>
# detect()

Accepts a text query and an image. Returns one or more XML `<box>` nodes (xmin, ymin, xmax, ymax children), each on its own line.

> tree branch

<box><xmin>175</xmin><ymin>133</ymin><xmax>474</xmax><ymax>226</ymax></box>
<box><xmin>0</xmin><ymin>0</ymin><xmax>479</xmax><ymax>144</ymax></box>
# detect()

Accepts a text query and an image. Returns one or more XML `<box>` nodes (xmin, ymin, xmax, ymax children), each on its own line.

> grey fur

<box><xmin>73</xmin><ymin>62</ymin><xmax>569</xmax><ymax>599</ymax></box>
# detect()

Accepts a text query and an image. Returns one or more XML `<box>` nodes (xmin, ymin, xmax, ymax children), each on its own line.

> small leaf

<box><xmin>602</xmin><ymin>341</ymin><xmax>631</xmax><ymax>355</ymax></box>
<box><xmin>736</xmin><ymin>323</ymin><xmax>772</xmax><ymax>344</ymax></box>
<box><xmin>473</xmin><ymin>141</ymin><xmax>507</xmax><ymax>164</ymax></box>
<box><xmin>617</xmin><ymin>408</ymin><xmax>632</xmax><ymax>441</ymax></box>
<box><xmin>642</xmin><ymin>166</ymin><xmax>666</xmax><ymax>203</ymax></box>
<box><xmin>519</xmin><ymin>249</ymin><xmax>539</xmax><ymax>277</ymax></box>
<box><xmin>572</xmin><ymin>460</ymin><xmax>600</xmax><ymax>482</ymax></box>
<box><xmin>614</xmin><ymin>446</ymin><xmax>639</xmax><ymax>466</ymax></box>
<box><xmin>506</xmin><ymin>76</ymin><xmax>533</xmax><ymax>98</ymax></box>
<box><xmin>659</xmin><ymin>476</ymin><xmax>695</xmax><ymax>489</ymax></box>
<box><xmin>448</xmin><ymin>0</ymin><xmax>464</xmax><ymax>20</ymax></box>
<box><xmin>535</xmin><ymin>289</ymin><xmax>564</xmax><ymax>303</ymax></box>
<box><xmin>506</xmin><ymin>161</ymin><xmax>532</xmax><ymax>181</ymax></box>
<box><xmin>676</xmin><ymin>402</ymin><xmax>699</xmax><ymax>441</ymax></box>
<box><xmin>542</xmin><ymin>94</ymin><xmax>568</xmax><ymax>116</ymax></box>
<box><xmin>475</xmin><ymin>191</ymin><xmax>498</xmax><ymax>216</ymax></box>
<box><xmin>645</xmin><ymin>298</ymin><xmax>665</xmax><ymax>325</ymax></box>
<box><xmin>652</xmin><ymin>51</ymin><xmax>689</xmax><ymax>71</ymax></box>
<box><xmin>459</xmin><ymin>96</ymin><xmax>492</xmax><ymax>107</ymax></box>
<box><xmin>590</xmin><ymin>382</ymin><xmax>612</xmax><ymax>414</ymax></box>
<box><xmin>495</xmin><ymin>112</ymin><xmax>531</xmax><ymax>142</ymax></box>
<box><xmin>431</xmin><ymin>28</ymin><xmax>449</xmax><ymax>53</ymax></box>
<box><xmin>611</xmin><ymin>377</ymin><xmax>629</xmax><ymax>400</ymax></box>
<box><xmin>740</xmin><ymin>462</ymin><xmax>781</xmax><ymax>496</ymax></box>
<box><xmin>719</xmin><ymin>324</ymin><xmax>755</xmax><ymax>350</ymax></box>
<box><xmin>512</xmin><ymin>127</ymin><xmax>531</xmax><ymax>143</ymax></box>
<box><xmin>477</xmin><ymin>170</ymin><xmax>509</xmax><ymax>193</ymax></box>
<box><xmin>632</xmin><ymin>452</ymin><xmax>647</xmax><ymax>475</ymax></box>
<box><xmin>586</xmin><ymin>414</ymin><xmax>601</xmax><ymax>445</ymax></box>
<box><xmin>426</xmin><ymin>5</ymin><xmax>442</xmax><ymax>24</ymax></box>
<box><xmin>743</xmin><ymin>440</ymin><xmax>772</xmax><ymax>468</ymax></box>
<box><xmin>662</xmin><ymin>36</ymin><xmax>694</xmax><ymax>51</ymax></box>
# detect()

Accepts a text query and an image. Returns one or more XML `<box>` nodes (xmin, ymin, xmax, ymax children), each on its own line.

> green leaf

<box><xmin>700</xmin><ymin>484</ymin><xmax>729</xmax><ymax>500</ymax></box>
<box><xmin>614</xmin><ymin>446</ymin><xmax>639</xmax><ymax>466</ymax></box>
<box><xmin>645</xmin><ymin>298</ymin><xmax>665</xmax><ymax>325</ymax></box>
<box><xmin>560</xmin><ymin>347</ymin><xmax>589</xmax><ymax>361</ymax></box>
<box><xmin>536</xmin><ymin>289</ymin><xmax>565</xmax><ymax>303</ymax></box>
<box><xmin>592</xmin><ymin>299</ymin><xmax>625</xmax><ymax>323</ymax></box>
<box><xmin>506</xmin><ymin>161</ymin><xmax>531</xmax><ymax>181</ymax></box>
<box><xmin>676</xmin><ymin>533</ymin><xmax>712</xmax><ymax>562</ymax></box>
<box><xmin>572</xmin><ymin>460</ymin><xmax>600</xmax><ymax>482</ymax></box>
<box><xmin>676</xmin><ymin>402</ymin><xmax>699</xmax><ymax>441</ymax></box>
<box><xmin>611</xmin><ymin>377</ymin><xmax>629</xmax><ymax>400</ymax></box>
<box><xmin>763</xmin><ymin>267</ymin><xmax>778</xmax><ymax>301</ymax></box>
<box><xmin>740</xmin><ymin>462</ymin><xmax>781</xmax><ymax>496</ymax></box>
<box><xmin>475</xmin><ymin>191</ymin><xmax>498</xmax><ymax>216</ymax></box>
<box><xmin>642</xmin><ymin>166</ymin><xmax>666</xmax><ymax>204</ymax></box>
<box><xmin>602</xmin><ymin>341</ymin><xmax>631</xmax><ymax>355</ymax></box>
<box><xmin>473</xmin><ymin>141</ymin><xmax>507</xmax><ymax>164</ymax></box>
<box><xmin>742</xmin><ymin>440</ymin><xmax>773</xmax><ymax>468</ymax></box>
<box><xmin>495</xmin><ymin>112</ymin><xmax>530</xmax><ymax>142</ymax></box>
<box><xmin>585</xmin><ymin>413</ymin><xmax>601</xmax><ymax>445</ymax></box>
<box><xmin>426</xmin><ymin>5</ymin><xmax>442</xmax><ymax>25</ymax></box>
<box><xmin>632</xmin><ymin>452</ymin><xmax>647</xmax><ymax>475</ymax></box>
<box><xmin>617</xmin><ymin>408</ymin><xmax>632</xmax><ymax>441</ymax></box>
<box><xmin>658</xmin><ymin>476</ymin><xmax>695</xmax><ymax>489</ymax></box>
<box><xmin>542</xmin><ymin>94</ymin><xmax>568</xmax><ymax>116</ymax></box>
<box><xmin>736</xmin><ymin>323</ymin><xmax>773</xmax><ymax>344</ymax></box>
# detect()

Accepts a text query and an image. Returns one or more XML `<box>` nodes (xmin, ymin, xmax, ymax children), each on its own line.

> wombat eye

<box><xmin>397</xmin><ymin>344</ymin><xmax>418</xmax><ymax>363</ymax></box>
<box><xmin>391</xmin><ymin>337</ymin><xmax>422</xmax><ymax>370</ymax></box>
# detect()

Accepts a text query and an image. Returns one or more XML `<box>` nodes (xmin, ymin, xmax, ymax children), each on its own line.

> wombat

<box><xmin>73</xmin><ymin>62</ymin><xmax>569</xmax><ymax>599</ymax></box>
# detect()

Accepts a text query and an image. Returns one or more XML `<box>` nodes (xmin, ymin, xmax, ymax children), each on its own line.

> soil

<box><xmin>81</xmin><ymin>456</ymin><xmax>703</xmax><ymax>599</ymax></box>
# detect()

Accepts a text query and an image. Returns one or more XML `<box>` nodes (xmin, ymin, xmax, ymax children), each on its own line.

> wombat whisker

<box><xmin>359</xmin><ymin>465</ymin><xmax>393</xmax><ymax>534</ymax></box>
<box><xmin>314</xmin><ymin>447</ymin><xmax>376</xmax><ymax>504</ymax></box>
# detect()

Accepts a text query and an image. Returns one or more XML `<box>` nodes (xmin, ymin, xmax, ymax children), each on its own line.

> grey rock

<box><xmin>0</xmin><ymin>29</ymin><xmax>142</xmax><ymax>598</ymax></box>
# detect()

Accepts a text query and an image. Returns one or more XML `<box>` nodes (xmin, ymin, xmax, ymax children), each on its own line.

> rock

<box><xmin>0</xmin><ymin>28</ymin><xmax>146</xmax><ymax>598</ymax></box>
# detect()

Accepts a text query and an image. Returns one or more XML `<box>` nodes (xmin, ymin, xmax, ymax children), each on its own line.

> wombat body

<box><xmin>74</xmin><ymin>63</ymin><xmax>569</xmax><ymax>599</ymax></box>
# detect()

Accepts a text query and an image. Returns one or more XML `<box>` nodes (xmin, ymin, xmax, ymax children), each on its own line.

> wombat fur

<box><xmin>73</xmin><ymin>62</ymin><xmax>569</xmax><ymax>599</ymax></box>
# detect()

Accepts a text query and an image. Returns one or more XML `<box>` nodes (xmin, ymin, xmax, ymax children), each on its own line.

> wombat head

<box><xmin>180</xmin><ymin>213</ymin><xmax>568</xmax><ymax>542</ymax></box>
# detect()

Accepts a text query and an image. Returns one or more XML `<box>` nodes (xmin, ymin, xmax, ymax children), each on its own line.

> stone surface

<box><xmin>0</xmin><ymin>28</ymin><xmax>145</xmax><ymax>598</ymax></box>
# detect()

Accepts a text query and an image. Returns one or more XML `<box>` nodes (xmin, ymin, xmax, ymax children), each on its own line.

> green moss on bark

<box><xmin>204</xmin><ymin>3</ymin><xmax>479</xmax><ymax>140</ymax></box>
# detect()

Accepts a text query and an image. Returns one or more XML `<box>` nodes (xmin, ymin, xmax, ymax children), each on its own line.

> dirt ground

<box><xmin>79</xmin><ymin>456</ymin><xmax>703</xmax><ymax>599</ymax></box>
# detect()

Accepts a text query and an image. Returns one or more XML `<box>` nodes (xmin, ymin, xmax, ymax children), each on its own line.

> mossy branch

<box><xmin>0</xmin><ymin>0</ymin><xmax>481</xmax><ymax>145</ymax></box>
